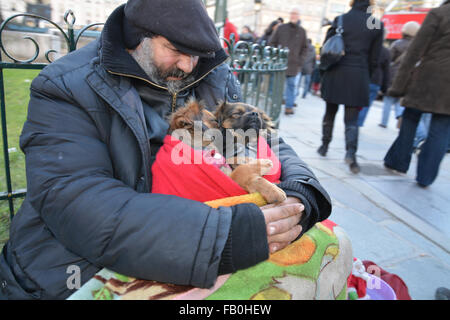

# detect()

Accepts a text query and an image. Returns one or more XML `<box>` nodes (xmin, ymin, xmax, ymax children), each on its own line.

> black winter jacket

<box><xmin>371</xmin><ymin>46</ymin><xmax>391</xmax><ymax>93</ymax></box>
<box><xmin>320</xmin><ymin>0</ymin><xmax>384</xmax><ymax>107</ymax></box>
<box><xmin>0</xmin><ymin>5</ymin><xmax>331</xmax><ymax>299</ymax></box>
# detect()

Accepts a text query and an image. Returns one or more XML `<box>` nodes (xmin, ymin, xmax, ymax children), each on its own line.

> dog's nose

<box><xmin>251</xmin><ymin>112</ymin><xmax>259</xmax><ymax>116</ymax></box>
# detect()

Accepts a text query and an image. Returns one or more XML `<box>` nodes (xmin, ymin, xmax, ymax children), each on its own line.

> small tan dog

<box><xmin>168</xmin><ymin>99</ymin><xmax>286</xmax><ymax>204</ymax></box>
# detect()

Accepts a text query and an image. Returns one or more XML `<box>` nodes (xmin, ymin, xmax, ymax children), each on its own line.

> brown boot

<box><xmin>285</xmin><ymin>108</ymin><xmax>294</xmax><ymax>115</ymax></box>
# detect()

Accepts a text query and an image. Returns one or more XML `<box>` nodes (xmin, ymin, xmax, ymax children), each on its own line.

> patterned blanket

<box><xmin>68</xmin><ymin>193</ymin><xmax>353</xmax><ymax>300</ymax></box>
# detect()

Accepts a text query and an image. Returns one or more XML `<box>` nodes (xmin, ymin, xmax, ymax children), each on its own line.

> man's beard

<box><xmin>130</xmin><ymin>38</ymin><xmax>196</xmax><ymax>94</ymax></box>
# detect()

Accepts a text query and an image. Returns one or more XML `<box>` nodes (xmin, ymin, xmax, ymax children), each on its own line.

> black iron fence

<box><xmin>0</xmin><ymin>11</ymin><xmax>287</xmax><ymax>225</ymax></box>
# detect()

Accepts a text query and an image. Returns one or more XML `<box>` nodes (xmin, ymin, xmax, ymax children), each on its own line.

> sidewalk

<box><xmin>277</xmin><ymin>93</ymin><xmax>450</xmax><ymax>300</ymax></box>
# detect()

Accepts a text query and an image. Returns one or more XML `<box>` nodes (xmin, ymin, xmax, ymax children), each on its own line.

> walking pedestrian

<box><xmin>223</xmin><ymin>17</ymin><xmax>240</xmax><ymax>46</ymax></box>
<box><xmin>296</xmin><ymin>39</ymin><xmax>316</xmax><ymax>99</ymax></box>
<box><xmin>318</xmin><ymin>0</ymin><xmax>384</xmax><ymax>173</ymax></box>
<box><xmin>269</xmin><ymin>7</ymin><xmax>308</xmax><ymax>115</ymax></box>
<box><xmin>384</xmin><ymin>0</ymin><xmax>450</xmax><ymax>187</ymax></box>
<box><xmin>239</xmin><ymin>26</ymin><xmax>256</xmax><ymax>43</ymax></box>
<box><xmin>258</xmin><ymin>19</ymin><xmax>283</xmax><ymax>45</ymax></box>
<box><xmin>379</xmin><ymin>21</ymin><xmax>420</xmax><ymax>128</ymax></box>
<box><xmin>358</xmin><ymin>33</ymin><xmax>390</xmax><ymax>127</ymax></box>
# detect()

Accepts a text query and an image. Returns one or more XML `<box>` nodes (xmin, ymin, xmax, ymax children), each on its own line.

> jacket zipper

<box><xmin>171</xmin><ymin>92</ymin><xmax>177</xmax><ymax>112</ymax></box>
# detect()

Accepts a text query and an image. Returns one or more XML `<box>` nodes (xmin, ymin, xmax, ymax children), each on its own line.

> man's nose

<box><xmin>176</xmin><ymin>54</ymin><xmax>199</xmax><ymax>74</ymax></box>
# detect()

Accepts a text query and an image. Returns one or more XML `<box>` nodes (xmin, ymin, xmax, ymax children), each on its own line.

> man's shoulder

<box><xmin>30</xmin><ymin>40</ymin><xmax>101</xmax><ymax>102</ymax></box>
<box><xmin>37</xmin><ymin>40</ymin><xmax>99</xmax><ymax>85</ymax></box>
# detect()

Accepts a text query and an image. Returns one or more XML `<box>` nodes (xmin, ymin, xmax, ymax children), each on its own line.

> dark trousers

<box><xmin>384</xmin><ymin>107</ymin><xmax>450</xmax><ymax>186</ymax></box>
<box><xmin>322</xmin><ymin>102</ymin><xmax>361</xmax><ymax>157</ymax></box>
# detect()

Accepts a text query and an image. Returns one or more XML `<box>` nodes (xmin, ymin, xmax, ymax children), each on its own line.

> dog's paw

<box><xmin>258</xmin><ymin>159</ymin><xmax>273</xmax><ymax>175</ymax></box>
<box><xmin>261</xmin><ymin>185</ymin><xmax>287</xmax><ymax>204</ymax></box>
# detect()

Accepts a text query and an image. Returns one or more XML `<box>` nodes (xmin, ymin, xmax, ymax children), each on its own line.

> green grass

<box><xmin>1</xmin><ymin>69</ymin><xmax>40</xmax><ymax>249</ymax></box>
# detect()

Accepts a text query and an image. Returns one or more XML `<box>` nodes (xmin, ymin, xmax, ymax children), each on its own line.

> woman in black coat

<box><xmin>318</xmin><ymin>0</ymin><xmax>383</xmax><ymax>173</ymax></box>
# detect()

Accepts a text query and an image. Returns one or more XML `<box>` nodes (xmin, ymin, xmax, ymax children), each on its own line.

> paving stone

<box><xmin>329</xmin><ymin>205</ymin><xmax>417</xmax><ymax>264</ymax></box>
<box><xmin>367</xmin><ymin>180</ymin><xmax>450</xmax><ymax>234</ymax></box>
<box><xmin>382</xmin><ymin>256</ymin><xmax>450</xmax><ymax>300</ymax></box>
<box><xmin>320</xmin><ymin>177</ymin><xmax>392</xmax><ymax>223</ymax></box>
<box><xmin>383</xmin><ymin>220</ymin><xmax>450</xmax><ymax>268</ymax></box>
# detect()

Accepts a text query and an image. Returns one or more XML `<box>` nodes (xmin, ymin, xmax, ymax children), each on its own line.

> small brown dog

<box><xmin>168</xmin><ymin>99</ymin><xmax>286</xmax><ymax>204</ymax></box>
<box><xmin>214</xmin><ymin>101</ymin><xmax>275</xmax><ymax>134</ymax></box>
<box><xmin>214</xmin><ymin>102</ymin><xmax>275</xmax><ymax>159</ymax></box>
<box><xmin>214</xmin><ymin>101</ymin><xmax>286</xmax><ymax>204</ymax></box>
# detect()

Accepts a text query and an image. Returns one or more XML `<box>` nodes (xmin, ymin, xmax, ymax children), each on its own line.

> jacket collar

<box><xmin>100</xmin><ymin>4</ymin><xmax>228</xmax><ymax>92</ymax></box>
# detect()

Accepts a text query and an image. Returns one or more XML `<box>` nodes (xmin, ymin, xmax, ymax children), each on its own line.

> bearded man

<box><xmin>0</xmin><ymin>0</ymin><xmax>331</xmax><ymax>299</ymax></box>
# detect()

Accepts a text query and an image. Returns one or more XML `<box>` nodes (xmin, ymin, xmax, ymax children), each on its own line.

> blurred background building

<box><xmin>0</xmin><ymin>0</ymin><xmax>443</xmax><ymax>62</ymax></box>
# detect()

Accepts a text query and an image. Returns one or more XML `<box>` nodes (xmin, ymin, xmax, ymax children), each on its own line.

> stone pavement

<box><xmin>276</xmin><ymin>93</ymin><xmax>450</xmax><ymax>300</ymax></box>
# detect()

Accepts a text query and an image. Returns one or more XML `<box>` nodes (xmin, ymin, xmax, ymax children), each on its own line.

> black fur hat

<box><xmin>123</xmin><ymin>0</ymin><xmax>221</xmax><ymax>58</ymax></box>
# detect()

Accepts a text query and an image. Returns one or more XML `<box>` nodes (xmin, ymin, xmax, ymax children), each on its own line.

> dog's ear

<box><xmin>213</xmin><ymin>100</ymin><xmax>227</xmax><ymax>126</ymax></box>
<box><xmin>185</xmin><ymin>97</ymin><xmax>204</xmax><ymax>113</ymax></box>
<box><xmin>259</xmin><ymin>110</ymin><xmax>275</xmax><ymax>131</ymax></box>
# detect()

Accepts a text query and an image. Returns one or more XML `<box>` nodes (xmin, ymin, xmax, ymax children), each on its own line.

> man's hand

<box><xmin>260</xmin><ymin>197</ymin><xmax>304</xmax><ymax>254</ymax></box>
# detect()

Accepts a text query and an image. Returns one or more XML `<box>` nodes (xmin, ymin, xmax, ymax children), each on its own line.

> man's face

<box><xmin>130</xmin><ymin>36</ymin><xmax>200</xmax><ymax>93</ymax></box>
<box><xmin>289</xmin><ymin>10</ymin><xmax>300</xmax><ymax>24</ymax></box>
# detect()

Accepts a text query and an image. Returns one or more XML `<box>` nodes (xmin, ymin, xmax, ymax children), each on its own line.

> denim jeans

<box><xmin>294</xmin><ymin>72</ymin><xmax>302</xmax><ymax>98</ymax></box>
<box><xmin>413</xmin><ymin>113</ymin><xmax>432</xmax><ymax>148</ymax></box>
<box><xmin>301</xmin><ymin>74</ymin><xmax>312</xmax><ymax>98</ymax></box>
<box><xmin>358</xmin><ymin>83</ymin><xmax>381</xmax><ymax>127</ymax></box>
<box><xmin>295</xmin><ymin>73</ymin><xmax>312</xmax><ymax>99</ymax></box>
<box><xmin>381</xmin><ymin>96</ymin><xmax>404</xmax><ymax>127</ymax></box>
<box><xmin>284</xmin><ymin>75</ymin><xmax>298</xmax><ymax>109</ymax></box>
<box><xmin>384</xmin><ymin>107</ymin><xmax>450</xmax><ymax>186</ymax></box>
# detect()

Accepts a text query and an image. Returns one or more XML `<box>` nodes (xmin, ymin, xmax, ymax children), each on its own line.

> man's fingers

<box><xmin>269</xmin><ymin>242</ymin><xmax>290</xmax><ymax>254</ymax></box>
<box><xmin>263</xmin><ymin>203</ymin><xmax>304</xmax><ymax>224</ymax></box>
<box><xmin>268</xmin><ymin>225</ymin><xmax>302</xmax><ymax>246</ymax></box>
<box><xmin>260</xmin><ymin>197</ymin><xmax>302</xmax><ymax>210</ymax></box>
<box><xmin>266</xmin><ymin>213</ymin><xmax>301</xmax><ymax>236</ymax></box>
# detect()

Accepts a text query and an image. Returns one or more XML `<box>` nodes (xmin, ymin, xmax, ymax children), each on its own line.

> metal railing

<box><xmin>225</xmin><ymin>36</ymin><xmax>288</xmax><ymax>126</ymax></box>
<box><xmin>0</xmin><ymin>11</ymin><xmax>103</xmax><ymax>221</ymax></box>
<box><xmin>0</xmin><ymin>11</ymin><xmax>288</xmax><ymax>223</ymax></box>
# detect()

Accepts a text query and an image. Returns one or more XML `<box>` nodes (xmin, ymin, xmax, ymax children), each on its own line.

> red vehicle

<box><xmin>381</xmin><ymin>0</ymin><xmax>441</xmax><ymax>40</ymax></box>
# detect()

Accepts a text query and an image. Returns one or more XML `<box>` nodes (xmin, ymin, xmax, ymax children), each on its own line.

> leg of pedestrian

<box><xmin>284</xmin><ymin>75</ymin><xmax>297</xmax><ymax>114</ymax></box>
<box><xmin>380</xmin><ymin>95</ymin><xmax>395</xmax><ymax>128</ymax></box>
<box><xmin>344</xmin><ymin>106</ymin><xmax>361</xmax><ymax>174</ymax></box>
<box><xmin>413</xmin><ymin>113</ymin><xmax>431</xmax><ymax>150</ymax></box>
<box><xmin>384</xmin><ymin>107</ymin><xmax>422</xmax><ymax>173</ymax></box>
<box><xmin>302</xmin><ymin>74</ymin><xmax>312</xmax><ymax>99</ymax></box>
<box><xmin>416</xmin><ymin>113</ymin><xmax>450</xmax><ymax>187</ymax></box>
<box><xmin>359</xmin><ymin>83</ymin><xmax>381</xmax><ymax>127</ymax></box>
<box><xmin>294</xmin><ymin>72</ymin><xmax>302</xmax><ymax>103</ymax></box>
<box><xmin>318</xmin><ymin>102</ymin><xmax>338</xmax><ymax>156</ymax></box>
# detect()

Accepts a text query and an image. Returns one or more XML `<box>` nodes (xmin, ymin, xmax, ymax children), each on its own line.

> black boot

<box><xmin>318</xmin><ymin>121</ymin><xmax>334</xmax><ymax>157</ymax></box>
<box><xmin>345</xmin><ymin>125</ymin><xmax>360</xmax><ymax>173</ymax></box>
<box><xmin>317</xmin><ymin>144</ymin><xmax>328</xmax><ymax>157</ymax></box>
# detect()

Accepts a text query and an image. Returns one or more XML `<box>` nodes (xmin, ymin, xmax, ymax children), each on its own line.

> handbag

<box><xmin>320</xmin><ymin>15</ymin><xmax>345</xmax><ymax>71</ymax></box>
